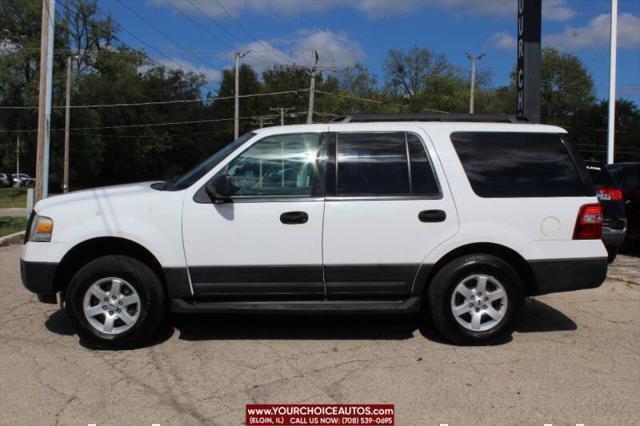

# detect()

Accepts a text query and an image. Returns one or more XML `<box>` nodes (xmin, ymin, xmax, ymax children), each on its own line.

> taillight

<box><xmin>573</xmin><ymin>204</ymin><xmax>603</xmax><ymax>240</ymax></box>
<box><xmin>597</xmin><ymin>186</ymin><xmax>623</xmax><ymax>201</ymax></box>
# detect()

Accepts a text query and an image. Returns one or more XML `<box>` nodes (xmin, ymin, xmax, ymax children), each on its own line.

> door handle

<box><xmin>280</xmin><ymin>211</ymin><xmax>309</xmax><ymax>224</ymax></box>
<box><xmin>419</xmin><ymin>209</ymin><xmax>446</xmax><ymax>222</ymax></box>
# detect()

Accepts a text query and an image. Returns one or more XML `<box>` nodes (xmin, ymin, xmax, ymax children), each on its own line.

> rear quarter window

<box><xmin>451</xmin><ymin>132</ymin><xmax>589</xmax><ymax>198</ymax></box>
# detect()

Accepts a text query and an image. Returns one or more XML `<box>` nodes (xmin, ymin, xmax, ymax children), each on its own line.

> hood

<box><xmin>34</xmin><ymin>181</ymin><xmax>162</xmax><ymax>213</ymax></box>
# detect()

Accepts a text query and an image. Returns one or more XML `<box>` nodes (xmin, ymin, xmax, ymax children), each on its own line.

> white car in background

<box><xmin>12</xmin><ymin>173</ymin><xmax>34</xmax><ymax>187</ymax></box>
<box><xmin>20</xmin><ymin>114</ymin><xmax>608</xmax><ymax>348</ymax></box>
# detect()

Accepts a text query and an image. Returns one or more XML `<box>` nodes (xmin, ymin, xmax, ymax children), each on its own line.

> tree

<box><xmin>539</xmin><ymin>47</ymin><xmax>595</xmax><ymax>124</ymax></box>
<box><xmin>571</xmin><ymin>99</ymin><xmax>640</xmax><ymax>162</ymax></box>
<box><xmin>383</xmin><ymin>46</ymin><xmax>458</xmax><ymax>97</ymax></box>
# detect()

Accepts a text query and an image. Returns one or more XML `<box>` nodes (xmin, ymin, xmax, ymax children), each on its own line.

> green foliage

<box><xmin>540</xmin><ymin>47</ymin><xmax>595</xmax><ymax>125</ymax></box>
<box><xmin>0</xmin><ymin>216</ymin><xmax>27</xmax><ymax>237</ymax></box>
<box><xmin>0</xmin><ymin>188</ymin><xmax>27</xmax><ymax>208</ymax></box>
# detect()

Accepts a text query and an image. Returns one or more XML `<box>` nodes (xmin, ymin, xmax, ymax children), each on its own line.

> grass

<box><xmin>0</xmin><ymin>217</ymin><xmax>27</xmax><ymax>238</ymax></box>
<box><xmin>0</xmin><ymin>188</ymin><xmax>27</xmax><ymax>209</ymax></box>
<box><xmin>0</xmin><ymin>234</ymin><xmax>23</xmax><ymax>246</ymax></box>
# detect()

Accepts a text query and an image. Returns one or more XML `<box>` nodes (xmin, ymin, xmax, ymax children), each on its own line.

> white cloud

<box><xmin>149</xmin><ymin>0</ymin><xmax>342</xmax><ymax>18</ymax></box>
<box><xmin>225</xmin><ymin>30</ymin><xmax>365</xmax><ymax>71</ymax></box>
<box><xmin>542</xmin><ymin>0</ymin><xmax>576</xmax><ymax>21</ymax></box>
<box><xmin>293</xmin><ymin>30</ymin><xmax>365</xmax><ymax>67</ymax></box>
<box><xmin>149</xmin><ymin>0</ymin><xmax>576</xmax><ymax>21</ymax></box>
<box><xmin>157</xmin><ymin>57</ymin><xmax>222</xmax><ymax>83</ymax></box>
<box><xmin>545</xmin><ymin>12</ymin><xmax>640</xmax><ymax>50</ymax></box>
<box><xmin>490</xmin><ymin>32</ymin><xmax>517</xmax><ymax>50</ymax></box>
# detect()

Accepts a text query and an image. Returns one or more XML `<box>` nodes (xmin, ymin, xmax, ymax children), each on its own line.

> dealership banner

<box><xmin>246</xmin><ymin>404</ymin><xmax>395</xmax><ymax>425</ymax></box>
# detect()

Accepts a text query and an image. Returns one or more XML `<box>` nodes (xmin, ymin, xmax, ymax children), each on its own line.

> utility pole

<box><xmin>307</xmin><ymin>50</ymin><xmax>317</xmax><ymax>124</ymax></box>
<box><xmin>251</xmin><ymin>116</ymin><xmax>274</xmax><ymax>129</ymax></box>
<box><xmin>607</xmin><ymin>0</ymin><xmax>618</xmax><ymax>164</ymax></box>
<box><xmin>295</xmin><ymin>50</ymin><xmax>335</xmax><ymax>124</ymax></box>
<box><xmin>63</xmin><ymin>55</ymin><xmax>73</xmax><ymax>193</ymax></box>
<box><xmin>35</xmin><ymin>0</ymin><xmax>56</xmax><ymax>202</ymax></box>
<box><xmin>234</xmin><ymin>50</ymin><xmax>250</xmax><ymax>139</ymax></box>
<box><xmin>16</xmin><ymin>134</ymin><xmax>20</xmax><ymax>176</ymax></box>
<box><xmin>269</xmin><ymin>107</ymin><xmax>296</xmax><ymax>126</ymax></box>
<box><xmin>466</xmin><ymin>53</ymin><xmax>484</xmax><ymax>114</ymax></box>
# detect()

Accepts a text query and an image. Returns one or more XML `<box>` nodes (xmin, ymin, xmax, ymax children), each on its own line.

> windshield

<box><xmin>162</xmin><ymin>132</ymin><xmax>255</xmax><ymax>190</ymax></box>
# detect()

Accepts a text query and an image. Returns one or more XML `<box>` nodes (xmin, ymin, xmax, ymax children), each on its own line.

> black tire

<box><xmin>427</xmin><ymin>254</ymin><xmax>524</xmax><ymax>345</ymax></box>
<box><xmin>64</xmin><ymin>255</ymin><xmax>166</xmax><ymax>348</ymax></box>
<box><xmin>606</xmin><ymin>247</ymin><xmax>618</xmax><ymax>264</ymax></box>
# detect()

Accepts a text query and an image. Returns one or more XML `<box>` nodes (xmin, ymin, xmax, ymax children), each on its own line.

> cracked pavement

<box><xmin>1</xmin><ymin>244</ymin><xmax>638</xmax><ymax>425</ymax></box>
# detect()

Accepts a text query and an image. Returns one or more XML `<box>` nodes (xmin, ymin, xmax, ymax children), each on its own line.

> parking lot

<box><xmin>1</xmin><ymin>244</ymin><xmax>638</xmax><ymax>425</ymax></box>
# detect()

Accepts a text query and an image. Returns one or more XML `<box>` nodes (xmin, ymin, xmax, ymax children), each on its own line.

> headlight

<box><xmin>29</xmin><ymin>215</ymin><xmax>54</xmax><ymax>242</ymax></box>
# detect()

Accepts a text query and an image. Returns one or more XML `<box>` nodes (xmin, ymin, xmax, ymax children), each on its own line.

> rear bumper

<box><xmin>602</xmin><ymin>227</ymin><xmax>626</xmax><ymax>250</ymax></box>
<box><xmin>529</xmin><ymin>257</ymin><xmax>608</xmax><ymax>296</ymax></box>
<box><xmin>20</xmin><ymin>260</ymin><xmax>58</xmax><ymax>303</ymax></box>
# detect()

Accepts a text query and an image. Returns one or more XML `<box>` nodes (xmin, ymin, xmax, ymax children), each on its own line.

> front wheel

<box><xmin>428</xmin><ymin>254</ymin><xmax>524</xmax><ymax>345</ymax></box>
<box><xmin>65</xmin><ymin>255</ymin><xmax>166</xmax><ymax>348</ymax></box>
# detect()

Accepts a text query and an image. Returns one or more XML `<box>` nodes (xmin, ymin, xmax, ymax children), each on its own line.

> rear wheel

<box><xmin>428</xmin><ymin>254</ymin><xmax>524</xmax><ymax>345</ymax></box>
<box><xmin>65</xmin><ymin>255</ymin><xmax>166</xmax><ymax>348</ymax></box>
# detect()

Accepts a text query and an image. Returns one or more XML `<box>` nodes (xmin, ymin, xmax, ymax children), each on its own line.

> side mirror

<box><xmin>205</xmin><ymin>174</ymin><xmax>236</xmax><ymax>203</ymax></box>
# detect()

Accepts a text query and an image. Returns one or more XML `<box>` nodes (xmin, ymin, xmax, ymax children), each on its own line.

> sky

<box><xmin>99</xmin><ymin>0</ymin><xmax>640</xmax><ymax>103</ymax></box>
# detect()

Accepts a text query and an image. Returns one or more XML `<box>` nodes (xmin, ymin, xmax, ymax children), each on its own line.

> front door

<box><xmin>182</xmin><ymin>131</ymin><xmax>327</xmax><ymax>299</ymax></box>
<box><xmin>322</xmin><ymin>127</ymin><xmax>458</xmax><ymax>298</ymax></box>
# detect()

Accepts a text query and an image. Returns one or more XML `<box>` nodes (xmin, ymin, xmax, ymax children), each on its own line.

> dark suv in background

<box><xmin>607</xmin><ymin>163</ymin><xmax>640</xmax><ymax>248</ymax></box>
<box><xmin>585</xmin><ymin>162</ymin><xmax>626</xmax><ymax>262</ymax></box>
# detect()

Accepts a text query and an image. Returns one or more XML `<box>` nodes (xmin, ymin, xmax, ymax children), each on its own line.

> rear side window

<box><xmin>336</xmin><ymin>132</ymin><xmax>440</xmax><ymax>197</ymax></box>
<box><xmin>407</xmin><ymin>134</ymin><xmax>440</xmax><ymax>195</ymax></box>
<box><xmin>451</xmin><ymin>132</ymin><xmax>586</xmax><ymax>198</ymax></box>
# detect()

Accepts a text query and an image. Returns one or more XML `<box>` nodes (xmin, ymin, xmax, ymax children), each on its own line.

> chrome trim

<box><xmin>324</xmin><ymin>194</ymin><xmax>444</xmax><ymax>202</ymax></box>
<box><xmin>225</xmin><ymin>197</ymin><xmax>325</xmax><ymax>204</ymax></box>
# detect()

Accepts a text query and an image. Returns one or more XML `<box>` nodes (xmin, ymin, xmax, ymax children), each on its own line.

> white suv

<box><xmin>21</xmin><ymin>115</ymin><xmax>607</xmax><ymax>347</ymax></box>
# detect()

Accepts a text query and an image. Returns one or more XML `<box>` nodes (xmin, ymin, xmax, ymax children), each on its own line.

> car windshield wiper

<box><xmin>153</xmin><ymin>176</ymin><xmax>177</xmax><ymax>191</ymax></box>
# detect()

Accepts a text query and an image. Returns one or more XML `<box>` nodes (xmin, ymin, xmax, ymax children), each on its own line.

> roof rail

<box><xmin>329</xmin><ymin>113</ymin><xmax>529</xmax><ymax>124</ymax></box>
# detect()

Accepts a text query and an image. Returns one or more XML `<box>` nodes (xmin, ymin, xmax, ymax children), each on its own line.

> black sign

<box><xmin>516</xmin><ymin>0</ymin><xmax>541</xmax><ymax>123</ymax></box>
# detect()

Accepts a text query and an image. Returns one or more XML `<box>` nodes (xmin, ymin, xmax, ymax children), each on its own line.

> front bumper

<box><xmin>529</xmin><ymin>257</ymin><xmax>608</xmax><ymax>296</ymax></box>
<box><xmin>20</xmin><ymin>260</ymin><xmax>58</xmax><ymax>303</ymax></box>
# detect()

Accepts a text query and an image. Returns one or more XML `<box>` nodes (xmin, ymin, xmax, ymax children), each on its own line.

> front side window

<box><xmin>164</xmin><ymin>132</ymin><xmax>255</xmax><ymax>190</ymax></box>
<box><xmin>335</xmin><ymin>132</ymin><xmax>440</xmax><ymax>197</ymax></box>
<box><xmin>225</xmin><ymin>133</ymin><xmax>321</xmax><ymax>198</ymax></box>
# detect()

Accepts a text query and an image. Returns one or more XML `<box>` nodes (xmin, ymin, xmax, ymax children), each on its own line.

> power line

<box><xmin>182</xmin><ymin>0</ymin><xmax>281</xmax><ymax>67</ymax></box>
<box><xmin>184</xmin><ymin>0</ymin><xmax>246</xmax><ymax>46</ymax></box>
<box><xmin>164</xmin><ymin>0</ymin><xmax>235</xmax><ymax>51</ymax></box>
<box><xmin>57</xmin><ymin>0</ymin><xmax>187</xmax><ymax>71</ymax></box>
<box><xmin>115</xmin><ymin>0</ymin><xmax>220</xmax><ymax>70</ymax></box>
<box><xmin>0</xmin><ymin>89</ymin><xmax>308</xmax><ymax>110</ymax></box>
<box><xmin>69</xmin><ymin>129</ymin><xmax>234</xmax><ymax>139</ymax></box>
<box><xmin>314</xmin><ymin>90</ymin><xmax>418</xmax><ymax>111</ymax></box>
<box><xmin>270</xmin><ymin>106</ymin><xmax>296</xmax><ymax>126</ymax></box>
<box><xmin>251</xmin><ymin>115</ymin><xmax>274</xmax><ymax>128</ymax></box>
<box><xmin>0</xmin><ymin>114</ymin><xmax>281</xmax><ymax>133</ymax></box>
<box><xmin>212</xmin><ymin>0</ymin><xmax>293</xmax><ymax>65</ymax></box>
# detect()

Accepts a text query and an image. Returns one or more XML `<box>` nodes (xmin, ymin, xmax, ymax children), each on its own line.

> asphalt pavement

<box><xmin>1</xmin><ymin>244</ymin><xmax>638</xmax><ymax>425</ymax></box>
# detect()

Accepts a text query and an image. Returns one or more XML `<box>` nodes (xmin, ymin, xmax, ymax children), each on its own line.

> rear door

<box><xmin>322</xmin><ymin>126</ymin><xmax>458</xmax><ymax>298</ymax></box>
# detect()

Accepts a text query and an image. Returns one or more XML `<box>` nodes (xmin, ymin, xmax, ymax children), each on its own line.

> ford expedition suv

<box><xmin>21</xmin><ymin>114</ymin><xmax>608</xmax><ymax>347</ymax></box>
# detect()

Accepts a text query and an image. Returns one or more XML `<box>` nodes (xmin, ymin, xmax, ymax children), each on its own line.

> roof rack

<box><xmin>329</xmin><ymin>113</ymin><xmax>529</xmax><ymax>124</ymax></box>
